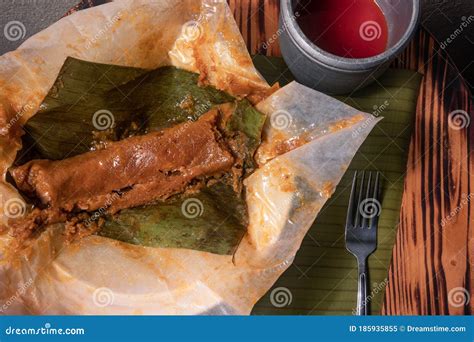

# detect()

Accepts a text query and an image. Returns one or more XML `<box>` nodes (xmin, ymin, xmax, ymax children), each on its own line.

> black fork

<box><xmin>345</xmin><ymin>171</ymin><xmax>382</xmax><ymax>315</ymax></box>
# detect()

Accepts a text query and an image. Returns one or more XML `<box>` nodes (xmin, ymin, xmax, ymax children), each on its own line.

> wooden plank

<box><xmin>385</xmin><ymin>31</ymin><xmax>473</xmax><ymax>315</ymax></box>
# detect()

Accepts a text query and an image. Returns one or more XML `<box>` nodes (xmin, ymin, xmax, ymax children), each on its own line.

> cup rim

<box><xmin>281</xmin><ymin>0</ymin><xmax>421</xmax><ymax>71</ymax></box>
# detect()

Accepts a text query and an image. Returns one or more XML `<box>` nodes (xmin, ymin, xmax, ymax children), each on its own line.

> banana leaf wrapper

<box><xmin>20</xmin><ymin>57</ymin><xmax>262</xmax><ymax>256</ymax></box>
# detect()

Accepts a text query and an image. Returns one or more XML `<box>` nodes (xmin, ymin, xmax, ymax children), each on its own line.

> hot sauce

<box><xmin>297</xmin><ymin>0</ymin><xmax>388</xmax><ymax>58</ymax></box>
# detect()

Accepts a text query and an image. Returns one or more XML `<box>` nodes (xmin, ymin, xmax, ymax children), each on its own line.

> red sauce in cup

<box><xmin>296</xmin><ymin>0</ymin><xmax>388</xmax><ymax>58</ymax></box>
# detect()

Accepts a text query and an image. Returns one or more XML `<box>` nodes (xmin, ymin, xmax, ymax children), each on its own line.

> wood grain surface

<box><xmin>227</xmin><ymin>0</ymin><xmax>473</xmax><ymax>315</ymax></box>
<box><xmin>386</xmin><ymin>31</ymin><xmax>473</xmax><ymax>315</ymax></box>
<box><xmin>71</xmin><ymin>0</ymin><xmax>473</xmax><ymax>315</ymax></box>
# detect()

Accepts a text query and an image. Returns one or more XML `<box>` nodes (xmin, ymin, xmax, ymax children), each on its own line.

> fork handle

<box><xmin>356</xmin><ymin>260</ymin><xmax>368</xmax><ymax>315</ymax></box>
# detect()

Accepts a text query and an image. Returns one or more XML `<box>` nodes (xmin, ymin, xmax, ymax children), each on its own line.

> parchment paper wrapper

<box><xmin>0</xmin><ymin>0</ymin><xmax>380</xmax><ymax>314</ymax></box>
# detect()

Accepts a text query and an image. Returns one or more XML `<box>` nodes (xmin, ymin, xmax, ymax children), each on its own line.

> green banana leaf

<box><xmin>99</xmin><ymin>182</ymin><xmax>248</xmax><ymax>255</ymax></box>
<box><xmin>24</xmin><ymin>57</ymin><xmax>234</xmax><ymax>160</ymax></box>
<box><xmin>21</xmin><ymin>57</ymin><xmax>266</xmax><ymax>255</ymax></box>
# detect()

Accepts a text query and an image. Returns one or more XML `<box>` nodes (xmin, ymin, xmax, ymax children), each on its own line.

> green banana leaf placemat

<box><xmin>251</xmin><ymin>55</ymin><xmax>422</xmax><ymax>315</ymax></box>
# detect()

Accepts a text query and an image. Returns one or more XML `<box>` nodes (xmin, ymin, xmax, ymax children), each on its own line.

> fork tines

<box><xmin>345</xmin><ymin>170</ymin><xmax>381</xmax><ymax>230</ymax></box>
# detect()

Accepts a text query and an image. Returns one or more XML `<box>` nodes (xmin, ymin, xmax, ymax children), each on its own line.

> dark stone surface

<box><xmin>0</xmin><ymin>0</ymin><xmax>77</xmax><ymax>54</ymax></box>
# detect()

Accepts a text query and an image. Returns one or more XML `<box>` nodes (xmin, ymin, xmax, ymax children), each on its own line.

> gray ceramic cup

<box><xmin>279</xmin><ymin>0</ymin><xmax>421</xmax><ymax>94</ymax></box>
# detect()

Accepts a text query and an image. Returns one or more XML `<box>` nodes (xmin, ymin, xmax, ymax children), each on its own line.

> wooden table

<box><xmin>72</xmin><ymin>0</ymin><xmax>473</xmax><ymax>315</ymax></box>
